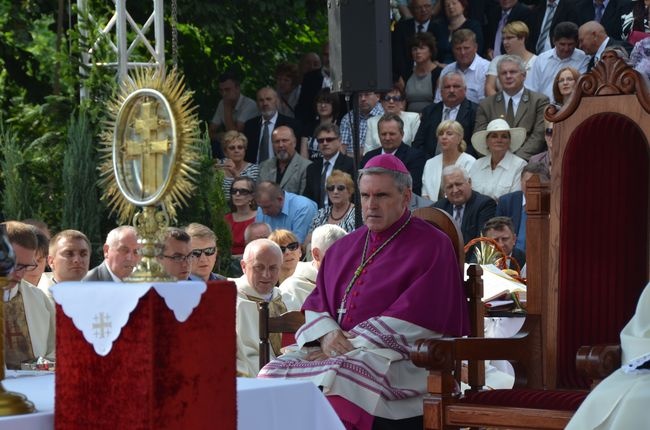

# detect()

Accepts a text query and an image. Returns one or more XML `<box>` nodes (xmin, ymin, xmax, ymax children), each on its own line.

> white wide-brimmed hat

<box><xmin>471</xmin><ymin>118</ymin><xmax>527</xmax><ymax>156</ymax></box>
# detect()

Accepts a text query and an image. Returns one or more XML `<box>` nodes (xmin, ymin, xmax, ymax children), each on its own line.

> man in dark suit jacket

<box><xmin>303</xmin><ymin>124</ymin><xmax>355</xmax><ymax>208</ymax></box>
<box><xmin>575</xmin><ymin>0</ymin><xmax>633</xmax><ymax>41</ymax></box>
<box><xmin>244</xmin><ymin>87</ymin><xmax>301</xmax><ymax>163</ymax></box>
<box><xmin>392</xmin><ymin>0</ymin><xmax>440</xmax><ymax>82</ymax></box>
<box><xmin>360</xmin><ymin>113</ymin><xmax>426</xmax><ymax>195</ymax></box>
<box><xmin>486</xmin><ymin>0</ymin><xmax>536</xmax><ymax>56</ymax></box>
<box><xmin>531</xmin><ymin>0</ymin><xmax>581</xmax><ymax>54</ymax></box>
<box><xmin>578</xmin><ymin>21</ymin><xmax>632</xmax><ymax>71</ymax></box>
<box><xmin>483</xmin><ymin>216</ymin><xmax>526</xmax><ymax>269</ymax></box>
<box><xmin>412</xmin><ymin>71</ymin><xmax>478</xmax><ymax>158</ymax></box>
<box><xmin>496</xmin><ymin>161</ymin><xmax>550</xmax><ymax>252</ymax></box>
<box><xmin>83</xmin><ymin>226</ymin><xmax>141</xmax><ymax>282</ymax></box>
<box><xmin>434</xmin><ymin>165</ymin><xmax>496</xmax><ymax>245</ymax></box>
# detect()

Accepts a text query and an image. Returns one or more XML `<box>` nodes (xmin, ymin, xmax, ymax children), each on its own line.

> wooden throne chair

<box><xmin>410</xmin><ymin>51</ymin><xmax>650</xmax><ymax>429</ymax></box>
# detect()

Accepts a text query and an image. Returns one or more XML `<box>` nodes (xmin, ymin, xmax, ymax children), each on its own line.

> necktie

<box><xmin>493</xmin><ymin>11</ymin><xmax>508</xmax><ymax>56</ymax></box>
<box><xmin>442</xmin><ymin>107</ymin><xmax>451</xmax><ymax>121</ymax></box>
<box><xmin>417</xmin><ymin>23</ymin><xmax>425</xmax><ymax>33</ymax></box>
<box><xmin>506</xmin><ymin>98</ymin><xmax>515</xmax><ymax>127</ymax></box>
<box><xmin>588</xmin><ymin>55</ymin><xmax>596</xmax><ymax>71</ymax></box>
<box><xmin>536</xmin><ymin>1</ymin><xmax>557</xmax><ymax>54</ymax></box>
<box><xmin>595</xmin><ymin>3</ymin><xmax>605</xmax><ymax>22</ymax></box>
<box><xmin>259</xmin><ymin>120</ymin><xmax>271</xmax><ymax>163</ymax></box>
<box><xmin>321</xmin><ymin>160</ymin><xmax>330</xmax><ymax>207</ymax></box>
<box><xmin>454</xmin><ymin>205</ymin><xmax>463</xmax><ymax>225</ymax></box>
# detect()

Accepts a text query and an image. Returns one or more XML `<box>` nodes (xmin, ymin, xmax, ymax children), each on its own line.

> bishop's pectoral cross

<box><xmin>125</xmin><ymin>100</ymin><xmax>170</xmax><ymax>197</ymax></box>
<box><xmin>336</xmin><ymin>306</ymin><xmax>346</xmax><ymax>324</ymax></box>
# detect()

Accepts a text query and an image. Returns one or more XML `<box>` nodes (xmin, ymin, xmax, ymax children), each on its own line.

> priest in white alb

<box><xmin>232</xmin><ymin>238</ymin><xmax>287</xmax><ymax>377</ymax></box>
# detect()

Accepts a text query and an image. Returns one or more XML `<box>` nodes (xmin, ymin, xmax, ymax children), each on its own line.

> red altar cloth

<box><xmin>55</xmin><ymin>280</ymin><xmax>236</xmax><ymax>430</ymax></box>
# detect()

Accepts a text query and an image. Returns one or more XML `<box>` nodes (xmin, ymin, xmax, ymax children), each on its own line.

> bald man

<box><xmin>232</xmin><ymin>238</ymin><xmax>288</xmax><ymax>377</ymax></box>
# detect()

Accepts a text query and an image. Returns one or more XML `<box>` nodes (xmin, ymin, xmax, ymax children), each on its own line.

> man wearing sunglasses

<box><xmin>1</xmin><ymin>221</ymin><xmax>56</xmax><ymax>369</ymax></box>
<box><xmin>84</xmin><ymin>226</ymin><xmax>141</xmax><ymax>282</ymax></box>
<box><xmin>185</xmin><ymin>223</ymin><xmax>226</xmax><ymax>282</ymax></box>
<box><xmin>157</xmin><ymin>228</ymin><xmax>197</xmax><ymax>281</ymax></box>
<box><xmin>303</xmin><ymin>123</ymin><xmax>355</xmax><ymax>208</ymax></box>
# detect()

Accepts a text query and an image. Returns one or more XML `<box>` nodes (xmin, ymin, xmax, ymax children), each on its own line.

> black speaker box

<box><xmin>328</xmin><ymin>0</ymin><xmax>392</xmax><ymax>93</ymax></box>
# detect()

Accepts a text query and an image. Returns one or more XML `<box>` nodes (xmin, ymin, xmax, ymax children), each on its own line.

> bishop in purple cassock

<box><xmin>259</xmin><ymin>153</ymin><xmax>469</xmax><ymax>429</ymax></box>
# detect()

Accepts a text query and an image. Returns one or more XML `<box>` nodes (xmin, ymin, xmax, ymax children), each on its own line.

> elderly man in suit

<box><xmin>579</xmin><ymin>21</ymin><xmax>631</xmax><ymax>71</ymax></box>
<box><xmin>434</xmin><ymin>165</ymin><xmax>496</xmax><ymax>246</ymax></box>
<box><xmin>360</xmin><ymin>113</ymin><xmax>426</xmax><ymax>195</ymax></box>
<box><xmin>474</xmin><ymin>55</ymin><xmax>549</xmax><ymax>160</ymax></box>
<box><xmin>258</xmin><ymin>126</ymin><xmax>312</xmax><ymax>195</ymax></box>
<box><xmin>84</xmin><ymin>226</ymin><xmax>141</xmax><ymax>282</ymax></box>
<box><xmin>243</xmin><ymin>87</ymin><xmax>301</xmax><ymax>163</ymax></box>
<box><xmin>303</xmin><ymin>123</ymin><xmax>355</xmax><ymax>208</ymax></box>
<box><xmin>575</xmin><ymin>0</ymin><xmax>633</xmax><ymax>42</ymax></box>
<box><xmin>413</xmin><ymin>71</ymin><xmax>478</xmax><ymax>158</ymax></box>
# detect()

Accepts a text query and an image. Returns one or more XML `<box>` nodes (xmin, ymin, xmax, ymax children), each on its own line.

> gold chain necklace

<box><xmin>336</xmin><ymin>213</ymin><xmax>412</xmax><ymax>324</ymax></box>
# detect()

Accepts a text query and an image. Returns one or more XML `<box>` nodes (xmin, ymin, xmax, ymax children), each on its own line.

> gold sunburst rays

<box><xmin>99</xmin><ymin>68</ymin><xmax>201</xmax><ymax>224</ymax></box>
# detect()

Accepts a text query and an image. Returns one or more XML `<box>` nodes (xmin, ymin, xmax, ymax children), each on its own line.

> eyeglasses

<box><xmin>326</xmin><ymin>185</ymin><xmax>347</xmax><ymax>192</ymax></box>
<box><xmin>545</xmin><ymin>128</ymin><xmax>553</xmax><ymax>137</ymax></box>
<box><xmin>191</xmin><ymin>247</ymin><xmax>217</xmax><ymax>258</ymax></box>
<box><xmin>279</xmin><ymin>242</ymin><xmax>300</xmax><ymax>253</ymax></box>
<box><xmin>382</xmin><ymin>95</ymin><xmax>403</xmax><ymax>102</ymax></box>
<box><xmin>316</xmin><ymin>136</ymin><xmax>338</xmax><ymax>144</ymax></box>
<box><xmin>232</xmin><ymin>188</ymin><xmax>253</xmax><ymax>196</ymax></box>
<box><xmin>227</xmin><ymin>145</ymin><xmax>245</xmax><ymax>151</ymax></box>
<box><xmin>14</xmin><ymin>263</ymin><xmax>38</xmax><ymax>272</ymax></box>
<box><xmin>162</xmin><ymin>253</ymin><xmax>195</xmax><ymax>263</ymax></box>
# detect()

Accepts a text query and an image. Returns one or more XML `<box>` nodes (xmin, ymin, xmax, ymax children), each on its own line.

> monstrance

<box><xmin>99</xmin><ymin>68</ymin><xmax>200</xmax><ymax>281</ymax></box>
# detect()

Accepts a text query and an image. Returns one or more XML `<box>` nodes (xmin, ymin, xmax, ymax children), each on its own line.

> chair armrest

<box><xmin>411</xmin><ymin>315</ymin><xmax>543</xmax><ymax>388</ymax></box>
<box><xmin>576</xmin><ymin>344</ymin><xmax>621</xmax><ymax>388</ymax></box>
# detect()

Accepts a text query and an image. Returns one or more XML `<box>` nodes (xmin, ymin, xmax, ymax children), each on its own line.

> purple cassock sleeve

<box><xmin>302</xmin><ymin>211</ymin><xmax>470</xmax><ymax>337</ymax></box>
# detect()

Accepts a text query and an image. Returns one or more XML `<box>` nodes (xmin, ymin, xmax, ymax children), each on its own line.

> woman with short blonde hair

<box><xmin>421</xmin><ymin>120</ymin><xmax>476</xmax><ymax>201</ymax></box>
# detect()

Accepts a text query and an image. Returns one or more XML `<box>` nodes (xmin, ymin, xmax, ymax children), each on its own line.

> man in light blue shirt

<box><xmin>525</xmin><ymin>22</ymin><xmax>589</xmax><ymax>104</ymax></box>
<box><xmin>254</xmin><ymin>181</ymin><xmax>318</xmax><ymax>243</ymax></box>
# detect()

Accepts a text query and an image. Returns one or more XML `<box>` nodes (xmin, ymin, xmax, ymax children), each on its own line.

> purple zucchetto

<box><xmin>364</xmin><ymin>154</ymin><xmax>409</xmax><ymax>174</ymax></box>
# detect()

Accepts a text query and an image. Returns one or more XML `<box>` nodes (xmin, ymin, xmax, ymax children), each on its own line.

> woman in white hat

<box><xmin>421</xmin><ymin>120</ymin><xmax>476</xmax><ymax>201</ymax></box>
<box><xmin>469</xmin><ymin>118</ymin><xmax>527</xmax><ymax>200</ymax></box>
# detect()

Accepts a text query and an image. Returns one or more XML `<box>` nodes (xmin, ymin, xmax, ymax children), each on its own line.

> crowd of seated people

<box><xmin>6</xmin><ymin>3</ymin><xmax>648</xmax><ymax>428</ymax></box>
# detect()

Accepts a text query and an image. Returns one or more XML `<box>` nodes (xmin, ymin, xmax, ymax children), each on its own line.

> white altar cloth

<box><xmin>0</xmin><ymin>374</ymin><xmax>344</xmax><ymax>430</ymax></box>
<box><xmin>238</xmin><ymin>378</ymin><xmax>344</xmax><ymax>430</ymax></box>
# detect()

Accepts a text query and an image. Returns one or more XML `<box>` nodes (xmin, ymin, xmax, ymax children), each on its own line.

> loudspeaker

<box><xmin>328</xmin><ymin>0</ymin><xmax>392</xmax><ymax>93</ymax></box>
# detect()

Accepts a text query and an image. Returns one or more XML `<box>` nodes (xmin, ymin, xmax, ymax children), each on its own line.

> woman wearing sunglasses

<box><xmin>308</xmin><ymin>170</ymin><xmax>356</xmax><ymax>236</ymax></box>
<box><xmin>218</xmin><ymin>131</ymin><xmax>259</xmax><ymax>200</ymax></box>
<box><xmin>225</xmin><ymin>177</ymin><xmax>258</xmax><ymax>258</ymax></box>
<box><xmin>268</xmin><ymin>229</ymin><xmax>303</xmax><ymax>285</ymax></box>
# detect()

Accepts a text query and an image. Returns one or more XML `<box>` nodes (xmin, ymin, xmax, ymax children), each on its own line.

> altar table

<box><xmin>0</xmin><ymin>374</ymin><xmax>344</xmax><ymax>430</ymax></box>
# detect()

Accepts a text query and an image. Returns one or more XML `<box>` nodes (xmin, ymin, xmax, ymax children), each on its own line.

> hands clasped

<box><xmin>306</xmin><ymin>329</ymin><xmax>355</xmax><ymax>361</ymax></box>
